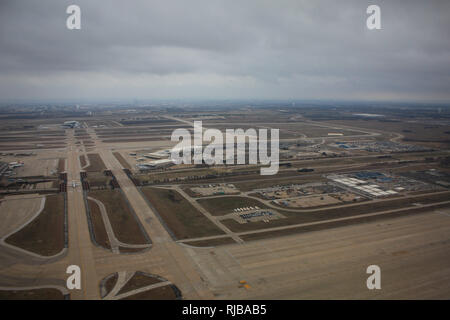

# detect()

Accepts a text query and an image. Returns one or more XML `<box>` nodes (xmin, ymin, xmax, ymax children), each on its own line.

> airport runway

<box><xmin>1</xmin><ymin>127</ymin><xmax>450</xmax><ymax>300</ymax></box>
<box><xmin>185</xmin><ymin>209</ymin><xmax>450</xmax><ymax>299</ymax></box>
<box><xmin>65</xmin><ymin>131</ymin><xmax>100</xmax><ymax>299</ymax></box>
<box><xmin>91</xmin><ymin>129</ymin><xmax>214</xmax><ymax>299</ymax></box>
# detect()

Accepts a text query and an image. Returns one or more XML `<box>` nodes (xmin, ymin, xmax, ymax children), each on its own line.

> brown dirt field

<box><xmin>102</xmin><ymin>273</ymin><xmax>118</xmax><ymax>297</ymax></box>
<box><xmin>88</xmin><ymin>190</ymin><xmax>149</xmax><ymax>245</ymax></box>
<box><xmin>140</xmin><ymin>187</ymin><xmax>224</xmax><ymax>240</ymax></box>
<box><xmin>113</xmin><ymin>152</ymin><xmax>131</xmax><ymax>170</ymax></box>
<box><xmin>86</xmin><ymin>173</ymin><xmax>111</xmax><ymax>189</ymax></box>
<box><xmin>5</xmin><ymin>194</ymin><xmax>65</xmax><ymax>256</ymax></box>
<box><xmin>85</xmin><ymin>153</ymin><xmax>107</xmax><ymax>172</ymax></box>
<box><xmin>57</xmin><ymin>158</ymin><xmax>65</xmax><ymax>173</ymax></box>
<box><xmin>117</xmin><ymin>272</ymin><xmax>162</xmax><ymax>295</ymax></box>
<box><xmin>87</xmin><ymin>199</ymin><xmax>111</xmax><ymax>249</ymax></box>
<box><xmin>122</xmin><ymin>285</ymin><xmax>177</xmax><ymax>300</ymax></box>
<box><xmin>0</xmin><ymin>289</ymin><xmax>65</xmax><ymax>300</ymax></box>
<box><xmin>79</xmin><ymin>155</ymin><xmax>87</xmax><ymax>167</ymax></box>
<box><xmin>197</xmin><ymin>196</ymin><xmax>269</xmax><ymax>216</ymax></box>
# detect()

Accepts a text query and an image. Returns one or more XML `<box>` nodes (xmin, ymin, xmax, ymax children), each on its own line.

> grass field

<box><xmin>57</xmin><ymin>158</ymin><xmax>65</xmax><ymax>173</ymax></box>
<box><xmin>140</xmin><ymin>187</ymin><xmax>224</xmax><ymax>240</ymax></box>
<box><xmin>86</xmin><ymin>172</ymin><xmax>111</xmax><ymax>189</ymax></box>
<box><xmin>101</xmin><ymin>273</ymin><xmax>118</xmax><ymax>298</ymax></box>
<box><xmin>85</xmin><ymin>153</ymin><xmax>106</xmax><ymax>172</ymax></box>
<box><xmin>5</xmin><ymin>194</ymin><xmax>65</xmax><ymax>256</ymax></box>
<box><xmin>118</xmin><ymin>247</ymin><xmax>149</xmax><ymax>253</ymax></box>
<box><xmin>88</xmin><ymin>190</ymin><xmax>149</xmax><ymax>245</ymax></box>
<box><xmin>0</xmin><ymin>289</ymin><xmax>65</xmax><ymax>300</ymax></box>
<box><xmin>79</xmin><ymin>155</ymin><xmax>87</xmax><ymax>167</ymax></box>
<box><xmin>117</xmin><ymin>272</ymin><xmax>162</xmax><ymax>295</ymax></box>
<box><xmin>87</xmin><ymin>199</ymin><xmax>111</xmax><ymax>249</ymax></box>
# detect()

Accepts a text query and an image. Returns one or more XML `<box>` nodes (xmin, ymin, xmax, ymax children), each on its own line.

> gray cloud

<box><xmin>0</xmin><ymin>0</ymin><xmax>449</xmax><ymax>102</ymax></box>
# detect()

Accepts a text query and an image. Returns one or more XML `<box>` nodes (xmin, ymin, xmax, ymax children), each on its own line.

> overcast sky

<box><xmin>0</xmin><ymin>0</ymin><xmax>449</xmax><ymax>103</ymax></box>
